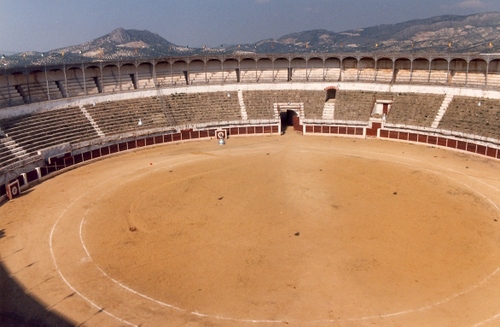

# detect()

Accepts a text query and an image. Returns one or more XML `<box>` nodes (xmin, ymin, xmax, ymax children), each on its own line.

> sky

<box><xmin>1</xmin><ymin>0</ymin><xmax>500</xmax><ymax>54</ymax></box>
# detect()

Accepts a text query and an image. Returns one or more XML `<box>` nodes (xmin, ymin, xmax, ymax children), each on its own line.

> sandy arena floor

<box><xmin>1</xmin><ymin>132</ymin><xmax>499</xmax><ymax>326</ymax></box>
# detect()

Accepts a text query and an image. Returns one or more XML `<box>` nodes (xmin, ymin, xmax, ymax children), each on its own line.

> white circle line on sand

<box><xmin>78</xmin><ymin>205</ymin><xmax>185</xmax><ymax>312</ymax></box>
<box><xmin>302</xmin><ymin>144</ymin><xmax>500</xmax><ymax>326</ymax></box>
<box><xmin>51</xmin><ymin>140</ymin><xmax>500</xmax><ymax>325</ymax></box>
<box><xmin>76</xmin><ymin>154</ymin><xmax>289</xmax><ymax>324</ymax></box>
<box><xmin>51</xmin><ymin>152</ymin><xmax>283</xmax><ymax>325</ymax></box>
<box><xmin>49</xmin><ymin>187</ymin><xmax>138</xmax><ymax>326</ymax></box>
<box><xmin>85</xmin><ymin>149</ymin><xmax>500</xmax><ymax>324</ymax></box>
<box><xmin>80</xmin><ymin>145</ymin><xmax>500</xmax><ymax>324</ymax></box>
<box><xmin>49</xmin><ymin>154</ymin><xmax>206</xmax><ymax>325</ymax></box>
<box><xmin>471</xmin><ymin>312</ymin><xmax>500</xmax><ymax>327</ymax></box>
<box><xmin>305</xmin><ymin>144</ymin><xmax>500</xmax><ymax>216</ymax></box>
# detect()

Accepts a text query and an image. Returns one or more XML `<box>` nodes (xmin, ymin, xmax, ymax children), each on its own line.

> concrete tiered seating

<box><xmin>225</xmin><ymin>70</ymin><xmax>238</xmax><ymax>83</ymax></box>
<box><xmin>324</xmin><ymin>68</ymin><xmax>341</xmax><ymax>81</ymax></box>
<box><xmin>163</xmin><ymin>91</ymin><xmax>241</xmax><ymax>125</ymax></box>
<box><xmin>0</xmin><ymin>107</ymin><xmax>98</xmax><ymax>155</ymax></box>
<box><xmin>85</xmin><ymin>98</ymin><xmax>169</xmax><ymax>134</ymax></box>
<box><xmin>44</xmin><ymin>81</ymin><xmax>64</xmax><ymax>100</ymax></box>
<box><xmin>16</xmin><ymin>80</ymin><xmax>63</xmax><ymax>103</ymax></box>
<box><xmin>452</xmin><ymin>72</ymin><xmax>467</xmax><ymax>86</ymax></box>
<box><xmin>387</xmin><ymin>93</ymin><xmax>445</xmax><ymax>127</ymax></box>
<box><xmin>0</xmin><ymin>86</ymin><xmax>25</xmax><ymax>107</ymax></box>
<box><xmin>395</xmin><ymin>69</ymin><xmax>411</xmax><ymax>83</ymax></box>
<box><xmin>358</xmin><ymin>68</ymin><xmax>376</xmax><ymax>82</ymax></box>
<box><xmin>240</xmin><ymin>70</ymin><xmax>257</xmax><ymax>83</ymax></box>
<box><xmin>242</xmin><ymin>91</ymin><xmax>279</xmax><ymax>120</ymax></box>
<box><xmin>429</xmin><ymin>70</ymin><xmax>448</xmax><ymax>85</ymax></box>
<box><xmin>0</xmin><ymin>140</ymin><xmax>19</xmax><ymax>169</ymax></box>
<box><xmin>171</xmin><ymin>74</ymin><xmax>186</xmax><ymax>86</ymax></box>
<box><xmin>137</xmin><ymin>71</ymin><xmax>154</xmax><ymax>89</ymax></box>
<box><xmin>243</xmin><ymin>90</ymin><xmax>324</xmax><ymax>120</ymax></box>
<box><xmin>410</xmin><ymin>70</ymin><xmax>430</xmax><ymax>84</ymax></box>
<box><xmin>156</xmin><ymin>72</ymin><xmax>188</xmax><ymax>86</ymax></box>
<box><xmin>438</xmin><ymin>96</ymin><xmax>500</xmax><ymax>139</ymax></box>
<box><xmin>467</xmin><ymin>73</ymin><xmax>486</xmax><ymax>87</ymax></box>
<box><xmin>137</xmin><ymin>77</ymin><xmax>154</xmax><ymax>89</ymax></box>
<box><xmin>205</xmin><ymin>71</ymin><xmax>237</xmax><ymax>84</ymax></box>
<box><xmin>65</xmin><ymin>77</ymin><xmax>99</xmax><ymax>96</ymax></box>
<box><xmin>298</xmin><ymin>91</ymin><xmax>326</xmax><ymax>119</ymax></box>
<box><xmin>257</xmin><ymin>71</ymin><xmax>274</xmax><ymax>83</ymax></box>
<box><xmin>189</xmin><ymin>72</ymin><xmax>206</xmax><ymax>85</ymax></box>
<box><xmin>207</xmin><ymin>72</ymin><xmax>224</xmax><ymax>84</ymax></box>
<box><xmin>100</xmin><ymin>75</ymin><xmax>120</xmax><ymax>93</ymax></box>
<box><xmin>291</xmin><ymin>69</ymin><xmax>307</xmax><ymax>81</ymax></box>
<box><xmin>375</xmin><ymin>69</ymin><xmax>393</xmax><ymax>83</ymax></box>
<box><xmin>274</xmin><ymin>69</ymin><xmax>289</xmax><ymax>82</ymax></box>
<box><xmin>333</xmin><ymin>90</ymin><xmax>377</xmax><ymax>122</ymax></box>
<box><xmin>155</xmin><ymin>71</ymin><xmax>170</xmax><ymax>86</ymax></box>
<box><xmin>342</xmin><ymin>68</ymin><xmax>359</xmax><ymax>81</ymax></box>
<box><xmin>308</xmin><ymin>68</ymin><xmax>324</xmax><ymax>81</ymax></box>
<box><xmin>16</xmin><ymin>84</ymin><xmax>37</xmax><ymax>103</ymax></box>
<box><xmin>98</xmin><ymin>74</ymin><xmax>134</xmax><ymax>93</ymax></box>
<box><xmin>120</xmin><ymin>75</ymin><xmax>135</xmax><ymax>91</ymax></box>
<box><xmin>488</xmin><ymin>73</ymin><xmax>500</xmax><ymax>87</ymax></box>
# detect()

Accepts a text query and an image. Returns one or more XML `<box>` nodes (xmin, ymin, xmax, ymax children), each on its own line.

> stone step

<box><xmin>237</xmin><ymin>90</ymin><xmax>248</xmax><ymax>120</ymax></box>
<box><xmin>431</xmin><ymin>94</ymin><xmax>454</xmax><ymax>129</ymax></box>
<box><xmin>322</xmin><ymin>102</ymin><xmax>335</xmax><ymax>120</ymax></box>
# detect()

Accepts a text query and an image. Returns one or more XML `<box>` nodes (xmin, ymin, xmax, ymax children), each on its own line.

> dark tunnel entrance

<box><xmin>280</xmin><ymin>110</ymin><xmax>300</xmax><ymax>133</ymax></box>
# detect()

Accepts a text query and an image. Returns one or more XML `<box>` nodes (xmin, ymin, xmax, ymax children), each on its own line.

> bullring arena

<box><xmin>1</xmin><ymin>53</ymin><xmax>500</xmax><ymax>326</ymax></box>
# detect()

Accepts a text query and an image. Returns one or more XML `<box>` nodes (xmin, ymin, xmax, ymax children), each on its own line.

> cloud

<box><xmin>456</xmin><ymin>0</ymin><xmax>488</xmax><ymax>9</ymax></box>
<box><xmin>255</xmin><ymin>0</ymin><xmax>271</xmax><ymax>3</ymax></box>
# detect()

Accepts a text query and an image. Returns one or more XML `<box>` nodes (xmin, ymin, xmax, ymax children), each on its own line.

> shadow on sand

<box><xmin>0</xmin><ymin>260</ymin><xmax>74</xmax><ymax>327</ymax></box>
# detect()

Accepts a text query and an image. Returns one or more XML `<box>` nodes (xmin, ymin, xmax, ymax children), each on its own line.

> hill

<box><xmin>2</xmin><ymin>12</ymin><xmax>500</xmax><ymax>68</ymax></box>
<box><xmin>231</xmin><ymin>12</ymin><xmax>500</xmax><ymax>54</ymax></box>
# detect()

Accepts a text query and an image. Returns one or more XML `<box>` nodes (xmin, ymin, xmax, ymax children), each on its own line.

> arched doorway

<box><xmin>325</xmin><ymin>87</ymin><xmax>337</xmax><ymax>101</ymax></box>
<box><xmin>280</xmin><ymin>109</ymin><xmax>298</xmax><ymax>131</ymax></box>
<box><xmin>277</xmin><ymin>103</ymin><xmax>303</xmax><ymax>133</ymax></box>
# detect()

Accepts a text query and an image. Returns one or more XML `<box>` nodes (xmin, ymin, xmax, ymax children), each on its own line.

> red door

<box><xmin>293</xmin><ymin>116</ymin><xmax>302</xmax><ymax>132</ymax></box>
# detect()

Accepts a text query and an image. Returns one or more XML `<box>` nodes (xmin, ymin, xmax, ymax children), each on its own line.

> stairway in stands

<box><xmin>322</xmin><ymin>100</ymin><xmax>335</xmax><ymax>120</ymax></box>
<box><xmin>80</xmin><ymin>106</ymin><xmax>105</xmax><ymax>137</ymax></box>
<box><xmin>157</xmin><ymin>87</ymin><xmax>177</xmax><ymax>126</ymax></box>
<box><xmin>237</xmin><ymin>90</ymin><xmax>248</xmax><ymax>120</ymax></box>
<box><xmin>0</xmin><ymin>126</ymin><xmax>30</xmax><ymax>164</ymax></box>
<box><xmin>431</xmin><ymin>94</ymin><xmax>454</xmax><ymax>128</ymax></box>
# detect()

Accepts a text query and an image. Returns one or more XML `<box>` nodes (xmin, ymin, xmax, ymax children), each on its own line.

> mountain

<box><xmin>2</xmin><ymin>28</ymin><xmax>192</xmax><ymax>67</ymax></box>
<box><xmin>69</xmin><ymin>27</ymin><xmax>178</xmax><ymax>58</ymax></box>
<box><xmin>229</xmin><ymin>11</ymin><xmax>500</xmax><ymax>54</ymax></box>
<box><xmin>41</xmin><ymin>27</ymin><xmax>184</xmax><ymax>65</ymax></box>
<box><xmin>3</xmin><ymin>12</ymin><xmax>500</xmax><ymax>68</ymax></box>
